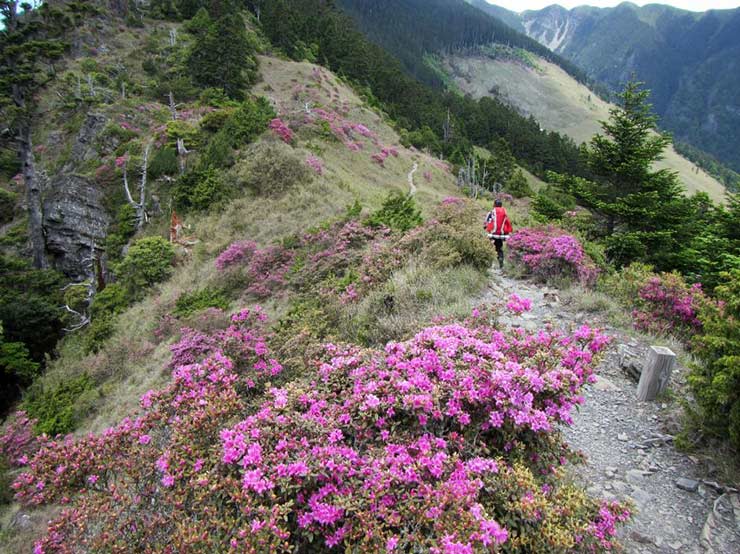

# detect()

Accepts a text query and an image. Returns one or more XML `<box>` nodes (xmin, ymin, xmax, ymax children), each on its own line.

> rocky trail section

<box><xmin>482</xmin><ymin>271</ymin><xmax>740</xmax><ymax>554</ymax></box>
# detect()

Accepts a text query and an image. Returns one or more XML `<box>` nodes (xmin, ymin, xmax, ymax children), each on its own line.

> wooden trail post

<box><xmin>636</xmin><ymin>346</ymin><xmax>676</xmax><ymax>401</ymax></box>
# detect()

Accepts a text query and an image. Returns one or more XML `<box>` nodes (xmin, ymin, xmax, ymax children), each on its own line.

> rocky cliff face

<box><xmin>521</xmin><ymin>5</ymin><xmax>578</xmax><ymax>53</ymax></box>
<box><xmin>39</xmin><ymin>111</ymin><xmax>113</xmax><ymax>281</ymax></box>
<box><xmin>43</xmin><ymin>173</ymin><xmax>109</xmax><ymax>282</ymax></box>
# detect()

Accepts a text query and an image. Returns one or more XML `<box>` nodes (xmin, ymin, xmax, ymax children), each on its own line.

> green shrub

<box><xmin>166</xmin><ymin>120</ymin><xmax>201</xmax><ymax>150</ymax></box>
<box><xmin>174</xmin><ymin>287</ymin><xmax>228</xmax><ymax>318</ymax></box>
<box><xmin>0</xmin><ymin>256</ymin><xmax>65</xmax><ymax>363</ymax></box>
<box><xmin>90</xmin><ymin>282</ymin><xmax>128</xmax><ymax>319</ymax></box>
<box><xmin>105</xmin><ymin>203</ymin><xmax>137</xmax><ymax>261</ymax></box>
<box><xmin>198</xmin><ymin>88</ymin><xmax>234</xmax><ymax>108</ymax></box>
<box><xmin>99</xmin><ymin>123</ymin><xmax>138</xmax><ymax>146</ymax></box>
<box><xmin>236</xmin><ymin>142</ymin><xmax>310</xmax><ymax>196</ymax></box>
<box><xmin>0</xmin><ymin>218</ymin><xmax>27</xmax><ymax>247</ymax></box>
<box><xmin>199</xmin><ymin>107</ymin><xmax>233</xmax><ymax>132</ymax></box>
<box><xmin>366</xmin><ymin>191</ymin><xmax>422</xmax><ymax>232</ymax></box>
<box><xmin>116</xmin><ymin>203</ymin><xmax>137</xmax><ymax>238</ymax></box>
<box><xmin>506</xmin><ymin>169</ymin><xmax>533</xmax><ymax>198</ymax></box>
<box><xmin>597</xmin><ymin>262</ymin><xmax>655</xmax><ymax>307</ymax></box>
<box><xmin>172</xmin><ymin>167</ymin><xmax>229</xmax><ymax>212</ymax></box>
<box><xmin>114</xmin><ymin>236</ymin><xmax>175</xmax><ymax>300</ymax></box>
<box><xmin>23</xmin><ymin>374</ymin><xmax>94</xmax><ymax>436</ymax></box>
<box><xmin>0</xmin><ymin>324</ymin><xmax>40</xmax><ymax>385</ymax></box>
<box><xmin>688</xmin><ymin>270</ymin><xmax>740</xmax><ymax>450</ymax></box>
<box><xmin>221</xmin><ymin>97</ymin><xmax>275</xmax><ymax>147</ymax></box>
<box><xmin>105</xmin><ymin>232</ymin><xmax>128</xmax><ymax>262</ymax></box>
<box><xmin>200</xmin><ymin>129</ymin><xmax>235</xmax><ymax>169</ymax></box>
<box><xmin>399</xmin><ymin>199</ymin><xmax>494</xmax><ymax>271</ymax></box>
<box><xmin>532</xmin><ymin>186</ymin><xmax>576</xmax><ymax>221</ymax></box>
<box><xmin>62</xmin><ymin>283</ymin><xmax>89</xmax><ymax>316</ymax></box>
<box><xmin>148</xmin><ymin>146</ymin><xmax>179</xmax><ymax>178</ymax></box>
<box><xmin>0</xmin><ymin>188</ymin><xmax>17</xmax><ymax>225</ymax></box>
<box><xmin>0</xmin><ymin>147</ymin><xmax>20</xmax><ymax>179</ymax></box>
<box><xmin>82</xmin><ymin>316</ymin><xmax>116</xmax><ymax>355</ymax></box>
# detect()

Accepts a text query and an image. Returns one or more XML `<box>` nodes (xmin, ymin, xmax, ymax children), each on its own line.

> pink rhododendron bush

<box><xmin>631</xmin><ymin>272</ymin><xmax>714</xmax><ymax>343</ymax></box>
<box><xmin>12</xmin><ymin>302</ymin><xmax>630</xmax><ymax>553</ymax></box>
<box><xmin>213</xmin><ymin>199</ymin><xmax>493</xmax><ymax>313</ymax></box>
<box><xmin>507</xmin><ymin>226</ymin><xmax>599</xmax><ymax>286</ymax></box>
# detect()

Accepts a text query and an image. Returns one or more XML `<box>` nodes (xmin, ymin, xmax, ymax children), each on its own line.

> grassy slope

<box><xmin>1</xmin><ymin>46</ymin><xmax>482</xmax><ymax>548</ymax></box>
<box><xmin>442</xmin><ymin>53</ymin><xmax>728</xmax><ymax>203</ymax></box>
<box><xmin>37</xmin><ymin>54</ymin><xmax>463</xmax><ymax>437</ymax></box>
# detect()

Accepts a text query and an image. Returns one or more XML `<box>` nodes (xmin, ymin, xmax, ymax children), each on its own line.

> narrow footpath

<box><xmin>482</xmin><ymin>271</ymin><xmax>740</xmax><ymax>554</ymax></box>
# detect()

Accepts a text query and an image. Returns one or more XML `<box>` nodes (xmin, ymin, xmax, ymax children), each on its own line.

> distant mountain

<box><xmin>472</xmin><ymin>1</ymin><xmax>740</xmax><ymax>174</ymax></box>
<box><xmin>335</xmin><ymin>0</ymin><xmax>588</xmax><ymax>87</ymax></box>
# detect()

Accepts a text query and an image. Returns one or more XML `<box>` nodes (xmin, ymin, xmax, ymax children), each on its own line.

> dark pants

<box><xmin>491</xmin><ymin>238</ymin><xmax>504</xmax><ymax>268</ymax></box>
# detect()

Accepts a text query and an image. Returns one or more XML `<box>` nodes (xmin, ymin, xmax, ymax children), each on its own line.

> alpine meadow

<box><xmin>0</xmin><ymin>1</ymin><xmax>738</xmax><ymax>553</ymax></box>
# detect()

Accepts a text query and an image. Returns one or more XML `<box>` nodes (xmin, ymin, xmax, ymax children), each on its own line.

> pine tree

<box><xmin>0</xmin><ymin>1</ymin><xmax>69</xmax><ymax>268</ymax></box>
<box><xmin>186</xmin><ymin>7</ymin><xmax>256</xmax><ymax>99</ymax></box>
<box><xmin>550</xmin><ymin>80</ymin><xmax>686</xmax><ymax>268</ymax></box>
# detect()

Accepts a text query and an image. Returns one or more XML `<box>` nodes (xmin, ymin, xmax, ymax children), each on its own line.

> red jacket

<box><xmin>484</xmin><ymin>207</ymin><xmax>512</xmax><ymax>238</ymax></box>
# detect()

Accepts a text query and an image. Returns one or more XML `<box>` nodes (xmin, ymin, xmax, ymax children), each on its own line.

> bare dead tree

<box><xmin>167</xmin><ymin>91</ymin><xmax>179</xmax><ymax>120</ymax></box>
<box><xmin>61</xmin><ymin>237</ymin><xmax>98</xmax><ymax>332</ymax></box>
<box><xmin>457</xmin><ymin>155</ymin><xmax>488</xmax><ymax>199</ymax></box>
<box><xmin>122</xmin><ymin>141</ymin><xmax>152</xmax><ymax>230</ymax></box>
<box><xmin>86</xmin><ymin>73</ymin><xmax>96</xmax><ymax>97</ymax></box>
<box><xmin>442</xmin><ymin>109</ymin><xmax>452</xmax><ymax>145</ymax></box>
<box><xmin>167</xmin><ymin>91</ymin><xmax>189</xmax><ymax>174</ymax></box>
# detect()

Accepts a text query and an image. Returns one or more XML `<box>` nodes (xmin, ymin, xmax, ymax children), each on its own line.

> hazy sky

<box><xmin>487</xmin><ymin>1</ymin><xmax>740</xmax><ymax>11</ymax></box>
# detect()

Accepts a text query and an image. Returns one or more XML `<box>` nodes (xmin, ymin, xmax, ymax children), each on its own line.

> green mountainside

<box><xmin>336</xmin><ymin>0</ymin><xmax>589</xmax><ymax>86</ymax></box>
<box><xmin>471</xmin><ymin>1</ymin><xmax>740</xmax><ymax>180</ymax></box>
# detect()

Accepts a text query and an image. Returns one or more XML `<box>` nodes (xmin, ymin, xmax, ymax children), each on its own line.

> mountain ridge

<box><xmin>471</xmin><ymin>1</ymin><xmax>740</xmax><ymax>175</ymax></box>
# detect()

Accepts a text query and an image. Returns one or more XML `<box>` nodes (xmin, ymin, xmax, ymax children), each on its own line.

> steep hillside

<box><xmin>335</xmin><ymin>0</ymin><xmax>589</xmax><ymax>86</ymax></box>
<box><xmin>476</xmin><ymin>1</ymin><xmax>740</xmax><ymax>175</ymax></box>
<box><xmin>441</xmin><ymin>50</ymin><xmax>729</xmax><ymax>202</ymax></box>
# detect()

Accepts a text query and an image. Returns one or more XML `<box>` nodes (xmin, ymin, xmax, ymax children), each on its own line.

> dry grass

<box><xmin>344</xmin><ymin>262</ymin><xmax>488</xmax><ymax>346</ymax></box>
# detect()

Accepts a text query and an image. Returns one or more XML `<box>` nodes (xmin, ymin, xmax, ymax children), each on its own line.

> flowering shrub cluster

<box><xmin>14</xmin><ymin>304</ymin><xmax>628</xmax><ymax>552</ymax></box>
<box><xmin>0</xmin><ymin>411</ymin><xmax>39</xmax><ymax>467</ymax></box>
<box><xmin>506</xmin><ymin>293</ymin><xmax>532</xmax><ymax>315</ymax></box>
<box><xmin>371</xmin><ymin>146</ymin><xmax>399</xmax><ymax>167</ymax></box>
<box><xmin>269</xmin><ymin>118</ymin><xmax>294</xmax><ymax>144</ymax></box>
<box><xmin>632</xmin><ymin>272</ymin><xmax>711</xmax><ymax>342</ymax></box>
<box><xmin>508</xmin><ymin>226</ymin><xmax>599</xmax><ymax>286</ymax></box>
<box><xmin>215</xmin><ymin>240</ymin><xmax>294</xmax><ymax>298</ymax></box>
<box><xmin>309</xmin><ymin>108</ymin><xmax>379</xmax><ymax>153</ymax></box>
<box><xmin>305</xmin><ymin>154</ymin><xmax>324</xmax><ymax>175</ymax></box>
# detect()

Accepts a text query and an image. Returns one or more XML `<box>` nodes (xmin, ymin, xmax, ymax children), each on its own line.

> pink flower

<box><xmin>138</xmin><ymin>434</ymin><xmax>151</xmax><ymax>445</ymax></box>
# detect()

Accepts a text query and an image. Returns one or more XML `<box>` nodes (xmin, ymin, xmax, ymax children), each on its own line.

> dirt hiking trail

<box><xmin>482</xmin><ymin>270</ymin><xmax>740</xmax><ymax>554</ymax></box>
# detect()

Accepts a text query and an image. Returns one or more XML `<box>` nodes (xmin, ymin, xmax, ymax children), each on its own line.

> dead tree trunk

<box><xmin>122</xmin><ymin>141</ymin><xmax>152</xmax><ymax>231</ymax></box>
<box><xmin>168</xmin><ymin>91</ymin><xmax>189</xmax><ymax>174</ymax></box>
<box><xmin>18</xmin><ymin>123</ymin><xmax>47</xmax><ymax>269</ymax></box>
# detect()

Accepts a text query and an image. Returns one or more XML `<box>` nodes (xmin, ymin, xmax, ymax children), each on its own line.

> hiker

<box><xmin>484</xmin><ymin>199</ymin><xmax>512</xmax><ymax>269</ymax></box>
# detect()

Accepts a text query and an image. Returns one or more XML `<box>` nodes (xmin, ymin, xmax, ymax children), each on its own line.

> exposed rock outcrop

<box><xmin>43</xmin><ymin>174</ymin><xmax>109</xmax><ymax>281</ymax></box>
<box><xmin>65</xmin><ymin>112</ymin><xmax>108</xmax><ymax>169</ymax></box>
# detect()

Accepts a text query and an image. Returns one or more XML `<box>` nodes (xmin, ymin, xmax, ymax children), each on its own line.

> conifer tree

<box><xmin>185</xmin><ymin>7</ymin><xmax>256</xmax><ymax>99</ymax></box>
<box><xmin>549</xmin><ymin>80</ymin><xmax>686</xmax><ymax>268</ymax></box>
<box><xmin>0</xmin><ymin>1</ymin><xmax>69</xmax><ymax>268</ymax></box>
